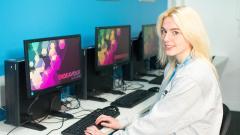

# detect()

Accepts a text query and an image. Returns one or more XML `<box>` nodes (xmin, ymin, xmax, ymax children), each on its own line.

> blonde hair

<box><xmin>156</xmin><ymin>6</ymin><xmax>218</xmax><ymax>80</ymax></box>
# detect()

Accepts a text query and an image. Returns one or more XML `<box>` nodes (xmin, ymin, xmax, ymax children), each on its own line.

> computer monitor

<box><xmin>23</xmin><ymin>35</ymin><xmax>84</xmax><ymax>130</ymax></box>
<box><xmin>123</xmin><ymin>24</ymin><xmax>160</xmax><ymax>81</ymax></box>
<box><xmin>86</xmin><ymin>25</ymin><xmax>131</xmax><ymax>102</ymax></box>
<box><xmin>24</xmin><ymin>35</ymin><xmax>83</xmax><ymax>98</ymax></box>
<box><xmin>142</xmin><ymin>24</ymin><xmax>159</xmax><ymax>60</ymax></box>
<box><xmin>95</xmin><ymin>25</ymin><xmax>131</xmax><ymax>69</ymax></box>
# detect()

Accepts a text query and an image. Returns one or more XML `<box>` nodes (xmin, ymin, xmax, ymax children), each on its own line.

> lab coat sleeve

<box><xmin>113</xmin><ymin>75</ymin><xmax>206</xmax><ymax>135</ymax></box>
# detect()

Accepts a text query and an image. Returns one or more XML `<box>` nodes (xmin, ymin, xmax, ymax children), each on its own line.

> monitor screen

<box><xmin>24</xmin><ymin>35</ymin><xmax>82</xmax><ymax>97</ymax></box>
<box><xmin>142</xmin><ymin>24</ymin><xmax>159</xmax><ymax>59</ymax></box>
<box><xmin>95</xmin><ymin>25</ymin><xmax>131</xmax><ymax>69</ymax></box>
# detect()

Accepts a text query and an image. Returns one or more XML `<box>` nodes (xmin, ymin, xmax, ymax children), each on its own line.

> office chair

<box><xmin>220</xmin><ymin>103</ymin><xmax>231</xmax><ymax>135</ymax></box>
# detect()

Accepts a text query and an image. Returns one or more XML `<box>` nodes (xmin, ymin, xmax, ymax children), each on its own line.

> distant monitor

<box><xmin>95</xmin><ymin>25</ymin><xmax>131</xmax><ymax>69</ymax></box>
<box><xmin>123</xmin><ymin>24</ymin><xmax>160</xmax><ymax>81</ymax></box>
<box><xmin>142</xmin><ymin>24</ymin><xmax>159</xmax><ymax>60</ymax></box>
<box><xmin>85</xmin><ymin>25</ymin><xmax>131</xmax><ymax>102</ymax></box>
<box><xmin>24</xmin><ymin>35</ymin><xmax>83</xmax><ymax>98</ymax></box>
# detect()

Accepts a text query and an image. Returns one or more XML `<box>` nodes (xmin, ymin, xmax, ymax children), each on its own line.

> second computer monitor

<box><xmin>95</xmin><ymin>25</ymin><xmax>131</xmax><ymax>69</ymax></box>
<box><xmin>142</xmin><ymin>24</ymin><xmax>159</xmax><ymax>60</ymax></box>
<box><xmin>142</xmin><ymin>24</ymin><xmax>159</xmax><ymax>59</ymax></box>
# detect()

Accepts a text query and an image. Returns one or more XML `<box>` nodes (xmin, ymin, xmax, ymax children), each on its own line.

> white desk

<box><xmin>0</xmin><ymin>81</ymin><xmax>161</xmax><ymax>135</ymax></box>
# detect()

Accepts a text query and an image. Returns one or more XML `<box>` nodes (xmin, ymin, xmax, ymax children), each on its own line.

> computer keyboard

<box><xmin>110</xmin><ymin>90</ymin><xmax>155</xmax><ymax>108</ymax></box>
<box><xmin>148</xmin><ymin>75</ymin><xmax>164</xmax><ymax>85</ymax></box>
<box><xmin>61</xmin><ymin>106</ymin><xmax>120</xmax><ymax>135</ymax></box>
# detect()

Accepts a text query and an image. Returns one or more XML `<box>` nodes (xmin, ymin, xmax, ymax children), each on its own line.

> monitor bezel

<box><xmin>24</xmin><ymin>34</ymin><xmax>84</xmax><ymax>98</ymax></box>
<box><xmin>95</xmin><ymin>25</ymin><xmax>131</xmax><ymax>70</ymax></box>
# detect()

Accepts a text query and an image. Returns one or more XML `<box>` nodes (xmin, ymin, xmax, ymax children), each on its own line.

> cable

<box><xmin>49</xmin><ymin>94</ymin><xmax>59</xmax><ymax>112</ymax></box>
<box><xmin>44</xmin><ymin>94</ymin><xmax>74</xmax><ymax>135</ymax></box>
<box><xmin>35</xmin><ymin>114</ymin><xmax>49</xmax><ymax>123</ymax></box>
<box><xmin>62</xmin><ymin>96</ymin><xmax>81</xmax><ymax>111</ymax></box>
<box><xmin>46</xmin><ymin>117</ymin><xmax>64</xmax><ymax>135</ymax></box>
<box><xmin>8</xmin><ymin>94</ymin><xmax>83</xmax><ymax>135</ymax></box>
<box><xmin>6</xmin><ymin>120</ymin><xmax>30</xmax><ymax>135</ymax></box>
<box><xmin>44</xmin><ymin>98</ymin><xmax>88</xmax><ymax>135</ymax></box>
<box><xmin>32</xmin><ymin>94</ymin><xmax>61</xmax><ymax>124</ymax></box>
<box><xmin>27</xmin><ymin>95</ymin><xmax>40</xmax><ymax>116</ymax></box>
<box><xmin>6</xmin><ymin>126</ymin><xmax>18</xmax><ymax>135</ymax></box>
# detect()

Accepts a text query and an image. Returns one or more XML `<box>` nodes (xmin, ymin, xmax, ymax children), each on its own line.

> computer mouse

<box><xmin>148</xmin><ymin>87</ymin><xmax>160</xmax><ymax>92</ymax></box>
<box><xmin>93</xmin><ymin>97</ymin><xmax>108</xmax><ymax>102</ymax></box>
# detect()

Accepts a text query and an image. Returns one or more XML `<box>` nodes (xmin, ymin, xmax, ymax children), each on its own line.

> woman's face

<box><xmin>161</xmin><ymin>17</ymin><xmax>192</xmax><ymax>63</ymax></box>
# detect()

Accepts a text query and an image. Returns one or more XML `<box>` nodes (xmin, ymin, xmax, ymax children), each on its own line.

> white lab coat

<box><xmin>113</xmin><ymin>58</ymin><xmax>223</xmax><ymax>135</ymax></box>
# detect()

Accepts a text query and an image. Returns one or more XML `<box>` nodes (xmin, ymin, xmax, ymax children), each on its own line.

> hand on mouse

<box><xmin>95</xmin><ymin>115</ymin><xmax>121</xmax><ymax>129</ymax></box>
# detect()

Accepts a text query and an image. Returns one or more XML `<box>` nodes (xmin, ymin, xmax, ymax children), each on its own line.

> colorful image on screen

<box><xmin>96</xmin><ymin>26</ymin><xmax>130</xmax><ymax>67</ymax></box>
<box><xmin>143</xmin><ymin>25</ymin><xmax>159</xmax><ymax>59</ymax></box>
<box><xmin>26</xmin><ymin>37</ymin><xmax>81</xmax><ymax>92</ymax></box>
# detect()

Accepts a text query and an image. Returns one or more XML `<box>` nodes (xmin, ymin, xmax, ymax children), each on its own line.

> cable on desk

<box><xmin>34</xmin><ymin>95</ymin><xmax>60</xmax><ymax>124</ymax></box>
<box><xmin>71</xmin><ymin>109</ymin><xmax>92</xmax><ymax>115</ymax></box>
<box><xmin>36</xmin><ymin>99</ymin><xmax>89</xmax><ymax>124</ymax></box>
<box><xmin>46</xmin><ymin>117</ymin><xmax>65</xmax><ymax>135</ymax></box>
<box><xmin>6</xmin><ymin>126</ymin><xmax>18</xmax><ymax>135</ymax></box>
<box><xmin>44</xmin><ymin>110</ymin><xmax>91</xmax><ymax>134</ymax></box>
<box><xmin>62</xmin><ymin>96</ymin><xmax>81</xmax><ymax>111</ymax></box>
<box><xmin>35</xmin><ymin>114</ymin><xmax>49</xmax><ymax>123</ymax></box>
<box><xmin>6</xmin><ymin>120</ymin><xmax>30</xmax><ymax>135</ymax></box>
<box><xmin>7</xmin><ymin>99</ymin><xmax>52</xmax><ymax>134</ymax></box>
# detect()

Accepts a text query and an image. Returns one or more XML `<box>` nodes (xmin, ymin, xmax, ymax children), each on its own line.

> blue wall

<box><xmin>0</xmin><ymin>0</ymin><xmax>167</xmax><ymax>75</ymax></box>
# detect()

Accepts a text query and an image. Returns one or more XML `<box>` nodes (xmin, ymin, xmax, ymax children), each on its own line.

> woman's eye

<box><xmin>161</xmin><ymin>29</ymin><xmax>167</xmax><ymax>34</ymax></box>
<box><xmin>172</xmin><ymin>31</ymin><xmax>179</xmax><ymax>36</ymax></box>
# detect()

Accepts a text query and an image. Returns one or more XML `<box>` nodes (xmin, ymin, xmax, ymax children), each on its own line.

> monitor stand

<box><xmin>21</xmin><ymin>113</ymin><xmax>47</xmax><ymax>131</ymax></box>
<box><xmin>23</xmin><ymin>121</ymin><xmax>46</xmax><ymax>131</ymax></box>
<box><xmin>22</xmin><ymin>110</ymin><xmax>73</xmax><ymax>131</ymax></box>
<box><xmin>50</xmin><ymin>110</ymin><xmax>74</xmax><ymax>119</ymax></box>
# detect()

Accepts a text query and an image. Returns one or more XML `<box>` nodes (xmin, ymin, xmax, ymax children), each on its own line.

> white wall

<box><xmin>170</xmin><ymin>0</ymin><xmax>240</xmax><ymax>111</ymax></box>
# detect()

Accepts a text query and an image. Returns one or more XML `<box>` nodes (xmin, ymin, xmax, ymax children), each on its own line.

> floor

<box><xmin>227</xmin><ymin>111</ymin><xmax>240</xmax><ymax>135</ymax></box>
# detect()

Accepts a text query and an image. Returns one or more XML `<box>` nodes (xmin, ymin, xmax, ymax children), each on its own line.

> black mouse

<box><xmin>148</xmin><ymin>87</ymin><xmax>160</xmax><ymax>92</ymax></box>
<box><xmin>92</xmin><ymin>97</ymin><xmax>108</xmax><ymax>102</ymax></box>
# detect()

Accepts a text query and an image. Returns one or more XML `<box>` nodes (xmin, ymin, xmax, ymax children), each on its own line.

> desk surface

<box><xmin>0</xmin><ymin>81</ymin><xmax>161</xmax><ymax>135</ymax></box>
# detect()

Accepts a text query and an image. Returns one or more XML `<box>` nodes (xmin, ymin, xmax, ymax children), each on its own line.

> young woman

<box><xmin>85</xmin><ymin>6</ymin><xmax>223</xmax><ymax>135</ymax></box>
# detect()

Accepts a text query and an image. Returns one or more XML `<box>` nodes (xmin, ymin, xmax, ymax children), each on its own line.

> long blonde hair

<box><xmin>156</xmin><ymin>6</ymin><xmax>218</xmax><ymax>80</ymax></box>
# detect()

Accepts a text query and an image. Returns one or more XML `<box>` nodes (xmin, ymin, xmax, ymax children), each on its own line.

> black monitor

<box><xmin>123</xmin><ymin>24</ymin><xmax>160</xmax><ymax>81</ymax></box>
<box><xmin>24</xmin><ymin>35</ymin><xmax>83</xmax><ymax>98</ymax></box>
<box><xmin>142</xmin><ymin>24</ymin><xmax>159</xmax><ymax>60</ymax></box>
<box><xmin>86</xmin><ymin>25</ymin><xmax>131</xmax><ymax>102</ymax></box>
<box><xmin>95</xmin><ymin>25</ymin><xmax>131</xmax><ymax>69</ymax></box>
<box><xmin>23</xmin><ymin>34</ymin><xmax>84</xmax><ymax>130</ymax></box>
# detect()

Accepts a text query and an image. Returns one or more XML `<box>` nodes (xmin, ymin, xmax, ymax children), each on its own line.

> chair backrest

<box><xmin>220</xmin><ymin>103</ymin><xmax>231</xmax><ymax>135</ymax></box>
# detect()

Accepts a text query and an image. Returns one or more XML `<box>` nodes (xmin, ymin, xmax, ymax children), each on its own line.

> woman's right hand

<box><xmin>95</xmin><ymin>115</ymin><xmax>121</xmax><ymax>129</ymax></box>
